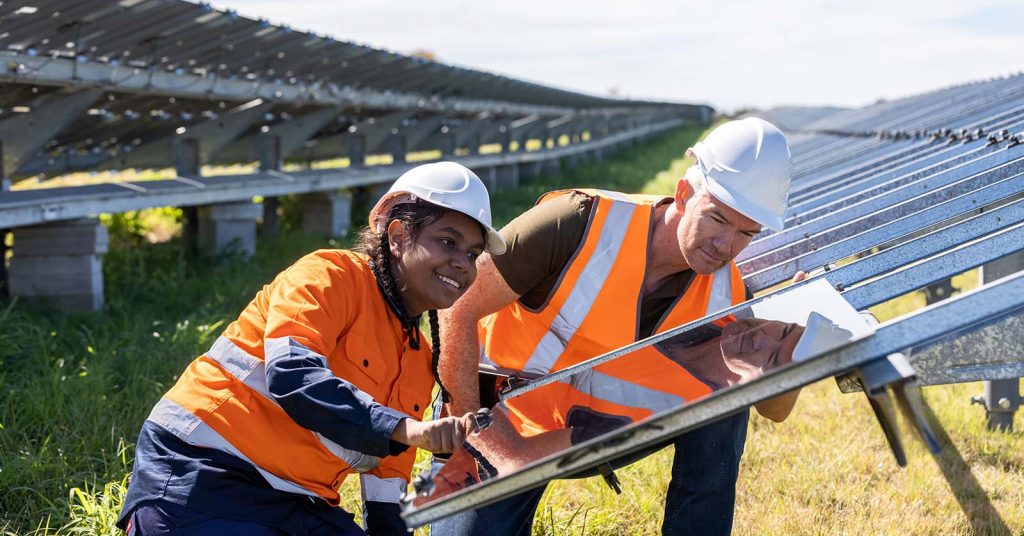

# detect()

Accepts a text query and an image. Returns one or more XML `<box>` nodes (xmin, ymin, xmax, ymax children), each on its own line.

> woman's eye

<box><xmin>439</xmin><ymin>238</ymin><xmax>455</xmax><ymax>248</ymax></box>
<box><xmin>468</xmin><ymin>252</ymin><xmax>479</xmax><ymax>262</ymax></box>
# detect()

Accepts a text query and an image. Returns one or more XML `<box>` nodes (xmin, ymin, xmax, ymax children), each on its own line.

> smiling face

<box><xmin>675</xmin><ymin>180</ymin><xmax>763</xmax><ymax>274</ymax></box>
<box><xmin>388</xmin><ymin>209</ymin><xmax>486</xmax><ymax>317</ymax></box>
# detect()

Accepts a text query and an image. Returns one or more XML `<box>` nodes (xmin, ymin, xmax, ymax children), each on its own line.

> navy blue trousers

<box><xmin>124</xmin><ymin>499</ymin><xmax>364</xmax><ymax>536</ymax></box>
<box><xmin>430</xmin><ymin>409</ymin><xmax>749</xmax><ymax>536</ymax></box>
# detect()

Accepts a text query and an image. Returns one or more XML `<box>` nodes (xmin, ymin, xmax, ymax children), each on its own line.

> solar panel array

<box><xmin>403</xmin><ymin>72</ymin><xmax>1024</xmax><ymax>527</ymax></box>
<box><xmin>0</xmin><ymin>0</ymin><xmax>706</xmax><ymax>184</ymax></box>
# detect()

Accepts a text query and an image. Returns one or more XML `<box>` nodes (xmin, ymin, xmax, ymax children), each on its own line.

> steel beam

<box><xmin>213</xmin><ymin>106</ymin><xmax>339</xmax><ymax>163</ymax></box>
<box><xmin>0</xmin><ymin>119</ymin><xmax>685</xmax><ymax>229</ymax></box>
<box><xmin>101</xmin><ymin>99</ymin><xmax>272</xmax><ymax>170</ymax></box>
<box><xmin>1</xmin><ymin>89</ymin><xmax>102</xmax><ymax>176</ymax></box>
<box><xmin>0</xmin><ymin>53</ymin><xmax>593</xmax><ymax>117</ymax></box>
<box><xmin>402</xmin><ymin>272</ymin><xmax>1024</xmax><ymax>526</ymax></box>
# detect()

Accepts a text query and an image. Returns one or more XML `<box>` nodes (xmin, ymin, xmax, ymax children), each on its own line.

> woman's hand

<box><xmin>391</xmin><ymin>413</ymin><xmax>478</xmax><ymax>453</ymax></box>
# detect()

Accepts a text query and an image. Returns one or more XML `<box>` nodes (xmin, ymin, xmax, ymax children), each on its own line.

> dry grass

<box><xmin>510</xmin><ymin>134</ymin><xmax>1024</xmax><ymax>535</ymax></box>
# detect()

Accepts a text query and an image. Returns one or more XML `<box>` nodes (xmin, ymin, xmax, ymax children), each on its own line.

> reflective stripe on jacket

<box><xmin>152</xmin><ymin>250</ymin><xmax>434</xmax><ymax>505</ymax></box>
<box><xmin>479</xmin><ymin>189</ymin><xmax>746</xmax><ymax>436</ymax></box>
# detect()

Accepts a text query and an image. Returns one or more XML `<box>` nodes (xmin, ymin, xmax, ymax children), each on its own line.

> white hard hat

<box><xmin>687</xmin><ymin>118</ymin><xmax>792</xmax><ymax>232</ymax></box>
<box><xmin>369</xmin><ymin>161</ymin><xmax>507</xmax><ymax>255</ymax></box>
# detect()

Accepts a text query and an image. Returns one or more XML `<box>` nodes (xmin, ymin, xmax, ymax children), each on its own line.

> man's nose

<box><xmin>712</xmin><ymin>231</ymin><xmax>732</xmax><ymax>253</ymax></box>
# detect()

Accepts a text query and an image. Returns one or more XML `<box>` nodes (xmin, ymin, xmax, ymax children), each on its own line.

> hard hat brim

<box><xmin>701</xmin><ymin>169</ymin><xmax>785</xmax><ymax>232</ymax></box>
<box><xmin>369</xmin><ymin>191</ymin><xmax>507</xmax><ymax>255</ymax></box>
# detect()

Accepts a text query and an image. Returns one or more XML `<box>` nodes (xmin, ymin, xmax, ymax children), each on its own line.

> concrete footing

<box><xmin>8</xmin><ymin>218</ymin><xmax>109</xmax><ymax>312</ymax></box>
<box><xmin>198</xmin><ymin>202</ymin><xmax>262</xmax><ymax>257</ymax></box>
<box><xmin>300</xmin><ymin>190</ymin><xmax>353</xmax><ymax>238</ymax></box>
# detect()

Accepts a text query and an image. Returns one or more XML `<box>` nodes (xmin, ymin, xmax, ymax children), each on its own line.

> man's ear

<box><xmin>675</xmin><ymin>179</ymin><xmax>692</xmax><ymax>208</ymax></box>
<box><xmin>386</xmin><ymin>219</ymin><xmax>407</xmax><ymax>257</ymax></box>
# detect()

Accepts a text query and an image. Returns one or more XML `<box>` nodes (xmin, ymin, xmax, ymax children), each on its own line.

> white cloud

<box><xmin>213</xmin><ymin>0</ymin><xmax>1024</xmax><ymax>112</ymax></box>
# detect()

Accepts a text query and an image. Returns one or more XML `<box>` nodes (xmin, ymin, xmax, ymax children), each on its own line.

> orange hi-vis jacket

<box><xmin>479</xmin><ymin>189</ymin><xmax>747</xmax><ymax>436</ymax></box>
<box><xmin>146</xmin><ymin>250</ymin><xmax>434</xmax><ymax>506</ymax></box>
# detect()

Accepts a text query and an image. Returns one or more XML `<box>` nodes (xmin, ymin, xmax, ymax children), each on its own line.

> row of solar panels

<box><xmin>0</xmin><ymin>0</ymin><xmax>653</xmax><ymax>108</ymax></box>
<box><xmin>403</xmin><ymin>72</ymin><xmax>1024</xmax><ymax>526</ymax></box>
<box><xmin>0</xmin><ymin>1</ymin><xmax>707</xmax><ymax>194</ymax></box>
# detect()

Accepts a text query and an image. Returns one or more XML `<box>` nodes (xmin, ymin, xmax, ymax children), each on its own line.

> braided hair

<box><xmin>355</xmin><ymin>202</ymin><xmax>452</xmax><ymax>403</ymax></box>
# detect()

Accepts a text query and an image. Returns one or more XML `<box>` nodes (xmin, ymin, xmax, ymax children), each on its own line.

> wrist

<box><xmin>390</xmin><ymin>418</ymin><xmax>411</xmax><ymax>444</ymax></box>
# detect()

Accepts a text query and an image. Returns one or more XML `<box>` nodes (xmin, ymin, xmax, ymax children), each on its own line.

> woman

<box><xmin>117</xmin><ymin>162</ymin><xmax>506</xmax><ymax>535</ymax></box>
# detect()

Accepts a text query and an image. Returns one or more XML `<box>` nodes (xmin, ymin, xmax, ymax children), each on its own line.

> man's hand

<box><xmin>391</xmin><ymin>413</ymin><xmax>478</xmax><ymax>454</ymax></box>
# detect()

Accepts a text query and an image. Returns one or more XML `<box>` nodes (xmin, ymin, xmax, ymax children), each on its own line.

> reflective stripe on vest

<box><xmin>151</xmin><ymin>335</ymin><xmax>381</xmax><ymax>473</ymax></box>
<box><xmin>482</xmin><ymin>190</ymin><xmax>746</xmax><ymax>433</ymax></box>
<box><xmin>706</xmin><ymin>263</ymin><xmax>734</xmax><ymax>316</ymax></box>
<box><xmin>563</xmin><ymin>368</ymin><xmax>684</xmax><ymax>411</ymax></box>
<box><xmin>148</xmin><ymin>397</ymin><xmax>320</xmax><ymax>498</ymax></box>
<box><xmin>360</xmin><ymin>475</ymin><xmax>407</xmax><ymax>504</ymax></box>
<box><xmin>518</xmin><ymin>200</ymin><xmax>637</xmax><ymax>375</ymax></box>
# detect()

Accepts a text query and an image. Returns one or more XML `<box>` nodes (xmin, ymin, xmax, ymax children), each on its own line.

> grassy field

<box><xmin>1</xmin><ymin>125</ymin><xmax>1022</xmax><ymax>535</ymax></box>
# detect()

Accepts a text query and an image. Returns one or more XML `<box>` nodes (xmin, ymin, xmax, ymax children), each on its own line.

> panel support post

<box><xmin>976</xmin><ymin>251</ymin><xmax>1024</xmax><ymax>430</ymax></box>
<box><xmin>439</xmin><ymin>131</ymin><xmax>455</xmax><ymax>158</ymax></box>
<box><xmin>174</xmin><ymin>139</ymin><xmax>201</xmax><ymax>253</ymax></box>
<box><xmin>258</xmin><ymin>134</ymin><xmax>282</xmax><ymax>238</ymax></box>
<box><xmin>348</xmin><ymin>135</ymin><xmax>366</xmax><ymax>168</ymax></box>
<box><xmin>389</xmin><ymin>134</ymin><xmax>407</xmax><ymax>164</ymax></box>
<box><xmin>542</xmin><ymin>157</ymin><xmax>561</xmax><ymax>176</ymax></box>
<box><xmin>495</xmin><ymin>164</ymin><xmax>519</xmax><ymax>191</ymax></box>
<box><xmin>197</xmin><ymin>202</ymin><xmax>263</xmax><ymax>259</ymax></box>
<box><xmin>518</xmin><ymin>161</ymin><xmax>544</xmax><ymax>181</ymax></box>
<box><xmin>8</xmin><ymin>218</ymin><xmax>109</xmax><ymax>312</ymax></box>
<box><xmin>300</xmin><ymin>190</ymin><xmax>353</xmax><ymax>238</ymax></box>
<box><xmin>0</xmin><ymin>229</ymin><xmax>9</xmax><ymax>298</ymax></box>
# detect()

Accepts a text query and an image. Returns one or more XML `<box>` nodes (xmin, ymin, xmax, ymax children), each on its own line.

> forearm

<box><xmin>265</xmin><ymin>338</ymin><xmax>409</xmax><ymax>457</ymax></box>
<box><xmin>754</xmin><ymin>388</ymin><xmax>801</xmax><ymax>422</ymax></box>
<box><xmin>438</xmin><ymin>308</ymin><xmax>482</xmax><ymax>416</ymax></box>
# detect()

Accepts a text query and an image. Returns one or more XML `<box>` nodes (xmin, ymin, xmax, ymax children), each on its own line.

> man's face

<box><xmin>677</xmin><ymin>190</ymin><xmax>762</xmax><ymax>274</ymax></box>
<box><xmin>720</xmin><ymin>318</ymin><xmax>804</xmax><ymax>370</ymax></box>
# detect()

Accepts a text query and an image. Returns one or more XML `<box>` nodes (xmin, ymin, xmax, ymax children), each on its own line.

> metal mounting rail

<box><xmin>0</xmin><ymin>119</ymin><xmax>684</xmax><ymax>229</ymax></box>
<box><xmin>402</xmin><ymin>271</ymin><xmax>1024</xmax><ymax>527</ymax></box>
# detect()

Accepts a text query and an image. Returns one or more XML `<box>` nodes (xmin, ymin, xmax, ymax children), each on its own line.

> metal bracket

<box><xmin>837</xmin><ymin>352</ymin><xmax>942</xmax><ymax>466</ymax></box>
<box><xmin>597</xmin><ymin>463</ymin><xmax>623</xmax><ymax>494</ymax></box>
<box><xmin>500</xmin><ymin>376</ymin><xmax>532</xmax><ymax>395</ymax></box>
<box><xmin>970</xmin><ymin>380</ymin><xmax>1022</xmax><ymax>431</ymax></box>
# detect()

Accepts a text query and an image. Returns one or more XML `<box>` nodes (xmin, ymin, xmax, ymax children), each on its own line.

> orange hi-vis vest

<box><xmin>147</xmin><ymin>250</ymin><xmax>434</xmax><ymax>505</ymax></box>
<box><xmin>479</xmin><ymin>189</ymin><xmax>747</xmax><ymax>436</ymax></box>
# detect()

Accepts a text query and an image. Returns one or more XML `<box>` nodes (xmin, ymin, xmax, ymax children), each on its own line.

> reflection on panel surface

<box><xmin>409</xmin><ymin>280</ymin><xmax>874</xmax><ymax>511</ymax></box>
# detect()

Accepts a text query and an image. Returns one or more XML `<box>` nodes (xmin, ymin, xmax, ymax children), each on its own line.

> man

<box><xmin>435</xmin><ymin>118</ymin><xmax>799</xmax><ymax>535</ymax></box>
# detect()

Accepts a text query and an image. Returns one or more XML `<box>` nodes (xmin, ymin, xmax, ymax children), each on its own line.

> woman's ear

<box><xmin>386</xmin><ymin>219</ymin><xmax>408</xmax><ymax>258</ymax></box>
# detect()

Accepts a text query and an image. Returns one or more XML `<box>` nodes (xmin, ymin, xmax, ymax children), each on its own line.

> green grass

<box><xmin>2</xmin><ymin>124</ymin><xmax>1023</xmax><ymax>535</ymax></box>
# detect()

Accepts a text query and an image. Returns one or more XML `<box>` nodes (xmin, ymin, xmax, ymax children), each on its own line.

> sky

<box><xmin>213</xmin><ymin>1</ymin><xmax>1024</xmax><ymax>113</ymax></box>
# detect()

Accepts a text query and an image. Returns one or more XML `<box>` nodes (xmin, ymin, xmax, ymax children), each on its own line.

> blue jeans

<box><xmin>430</xmin><ymin>409</ymin><xmax>749</xmax><ymax>536</ymax></box>
<box><xmin>125</xmin><ymin>499</ymin><xmax>364</xmax><ymax>536</ymax></box>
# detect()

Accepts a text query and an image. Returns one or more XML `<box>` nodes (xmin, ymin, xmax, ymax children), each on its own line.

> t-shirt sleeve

<box><xmin>490</xmin><ymin>192</ymin><xmax>594</xmax><ymax>307</ymax></box>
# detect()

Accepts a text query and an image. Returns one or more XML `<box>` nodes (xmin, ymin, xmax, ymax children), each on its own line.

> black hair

<box><xmin>354</xmin><ymin>201</ymin><xmax>452</xmax><ymax>403</ymax></box>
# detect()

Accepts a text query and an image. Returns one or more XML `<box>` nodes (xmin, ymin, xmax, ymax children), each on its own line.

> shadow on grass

<box><xmin>924</xmin><ymin>401</ymin><xmax>1012</xmax><ymax>535</ymax></box>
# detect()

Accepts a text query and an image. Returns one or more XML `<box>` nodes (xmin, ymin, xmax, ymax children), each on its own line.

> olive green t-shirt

<box><xmin>490</xmin><ymin>191</ymin><xmax>697</xmax><ymax>340</ymax></box>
